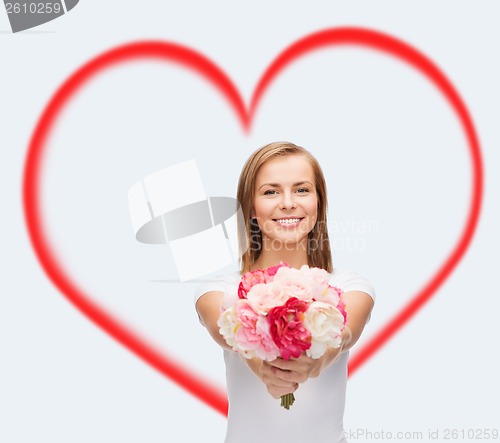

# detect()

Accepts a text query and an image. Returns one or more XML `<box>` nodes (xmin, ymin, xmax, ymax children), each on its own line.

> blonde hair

<box><xmin>237</xmin><ymin>141</ymin><xmax>333</xmax><ymax>274</ymax></box>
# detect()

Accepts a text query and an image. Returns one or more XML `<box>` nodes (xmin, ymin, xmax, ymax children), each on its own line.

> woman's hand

<box><xmin>252</xmin><ymin>347</ymin><xmax>341</xmax><ymax>399</ymax></box>
<box><xmin>266</xmin><ymin>346</ymin><xmax>341</xmax><ymax>383</ymax></box>
<box><xmin>243</xmin><ymin>327</ymin><xmax>353</xmax><ymax>398</ymax></box>
<box><xmin>266</xmin><ymin>332</ymin><xmax>349</xmax><ymax>382</ymax></box>
<box><xmin>243</xmin><ymin>356</ymin><xmax>299</xmax><ymax>399</ymax></box>
<box><xmin>241</xmin><ymin>284</ymin><xmax>377</xmax><ymax>399</ymax></box>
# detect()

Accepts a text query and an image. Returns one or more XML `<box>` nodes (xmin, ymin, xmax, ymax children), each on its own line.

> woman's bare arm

<box><xmin>338</xmin><ymin>289</ymin><xmax>375</xmax><ymax>353</ymax></box>
<box><xmin>195</xmin><ymin>291</ymin><xmax>232</xmax><ymax>351</ymax></box>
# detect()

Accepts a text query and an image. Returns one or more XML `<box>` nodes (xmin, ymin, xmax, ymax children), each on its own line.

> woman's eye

<box><xmin>264</xmin><ymin>190</ymin><xmax>277</xmax><ymax>195</ymax></box>
<box><xmin>297</xmin><ymin>188</ymin><xmax>309</xmax><ymax>193</ymax></box>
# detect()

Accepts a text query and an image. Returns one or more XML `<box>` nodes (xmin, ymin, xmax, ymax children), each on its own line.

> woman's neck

<box><xmin>250</xmin><ymin>240</ymin><xmax>310</xmax><ymax>271</ymax></box>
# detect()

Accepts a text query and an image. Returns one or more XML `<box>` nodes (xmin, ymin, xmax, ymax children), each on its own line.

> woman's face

<box><xmin>252</xmin><ymin>154</ymin><xmax>318</xmax><ymax>248</ymax></box>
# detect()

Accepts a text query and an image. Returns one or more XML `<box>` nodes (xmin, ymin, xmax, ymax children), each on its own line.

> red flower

<box><xmin>237</xmin><ymin>281</ymin><xmax>248</xmax><ymax>299</ymax></box>
<box><xmin>268</xmin><ymin>297</ymin><xmax>311</xmax><ymax>360</ymax></box>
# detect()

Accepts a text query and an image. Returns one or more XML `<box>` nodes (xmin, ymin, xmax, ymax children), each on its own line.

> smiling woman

<box><xmin>238</xmin><ymin>142</ymin><xmax>333</xmax><ymax>275</ymax></box>
<box><xmin>194</xmin><ymin>141</ymin><xmax>375</xmax><ymax>443</ymax></box>
<box><xmin>249</xmin><ymin>153</ymin><xmax>319</xmax><ymax>268</ymax></box>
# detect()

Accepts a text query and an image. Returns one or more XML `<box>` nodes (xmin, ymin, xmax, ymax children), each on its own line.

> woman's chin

<box><xmin>263</xmin><ymin>232</ymin><xmax>310</xmax><ymax>248</ymax></box>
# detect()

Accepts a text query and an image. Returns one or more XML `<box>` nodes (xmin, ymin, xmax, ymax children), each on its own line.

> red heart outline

<box><xmin>22</xmin><ymin>27</ymin><xmax>483</xmax><ymax>417</ymax></box>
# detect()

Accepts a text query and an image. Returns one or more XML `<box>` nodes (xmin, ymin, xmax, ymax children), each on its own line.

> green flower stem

<box><xmin>280</xmin><ymin>393</ymin><xmax>295</xmax><ymax>409</ymax></box>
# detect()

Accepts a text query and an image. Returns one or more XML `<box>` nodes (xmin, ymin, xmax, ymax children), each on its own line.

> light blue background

<box><xmin>1</xmin><ymin>1</ymin><xmax>499</xmax><ymax>442</ymax></box>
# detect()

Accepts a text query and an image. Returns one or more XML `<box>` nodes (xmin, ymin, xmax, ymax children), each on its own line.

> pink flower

<box><xmin>272</xmin><ymin>265</ymin><xmax>331</xmax><ymax>302</ymax></box>
<box><xmin>268</xmin><ymin>297</ymin><xmax>311</xmax><ymax>360</ymax></box>
<box><xmin>322</xmin><ymin>286</ymin><xmax>347</xmax><ymax>322</ymax></box>
<box><xmin>238</xmin><ymin>269</ymin><xmax>267</xmax><ymax>299</ymax></box>
<box><xmin>313</xmin><ymin>284</ymin><xmax>340</xmax><ymax>305</ymax></box>
<box><xmin>238</xmin><ymin>262</ymin><xmax>291</xmax><ymax>299</ymax></box>
<box><xmin>233</xmin><ymin>301</ymin><xmax>280</xmax><ymax>360</ymax></box>
<box><xmin>301</xmin><ymin>265</ymin><xmax>331</xmax><ymax>287</ymax></box>
<box><xmin>265</xmin><ymin>261</ymin><xmax>290</xmax><ymax>278</ymax></box>
<box><xmin>303</xmin><ymin>266</ymin><xmax>332</xmax><ymax>299</ymax></box>
<box><xmin>246</xmin><ymin>283</ymin><xmax>290</xmax><ymax>315</ymax></box>
<box><xmin>337</xmin><ymin>297</ymin><xmax>347</xmax><ymax>323</ymax></box>
<box><xmin>235</xmin><ymin>301</ymin><xmax>260</xmax><ymax>344</ymax></box>
<box><xmin>272</xmin><ymin>270</ymin><xmax>315</xmax><ymax>303</ymax></box>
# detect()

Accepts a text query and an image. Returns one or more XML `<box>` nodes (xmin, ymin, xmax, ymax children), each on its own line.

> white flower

<box><xmin>303</xmin><ymin>301</ymin><xmax>345</xmax><ymax>359</ymax></box>
<box><xmin>217</xmin><ymin>307</ymin><xmax>239</xmax><ymax>350</ymax></box>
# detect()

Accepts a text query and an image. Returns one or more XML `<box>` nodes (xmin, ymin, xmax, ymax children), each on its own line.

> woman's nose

<box><xmin>279</xmin><ymin>192</ymin><xmax>297</xmax><ymax>209</ymax></box>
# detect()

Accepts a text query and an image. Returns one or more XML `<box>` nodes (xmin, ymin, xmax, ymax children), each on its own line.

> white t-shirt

<box><xmin>193</xmin><ymin>269</ymin><xmax>375</xmax><ymax>443</ymax></box>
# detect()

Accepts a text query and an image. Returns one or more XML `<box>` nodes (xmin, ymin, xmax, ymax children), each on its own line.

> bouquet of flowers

<box><xmin>217</xmin><ymin>262</ymin><xmax>347</xmax><ymax>409</ymax></box>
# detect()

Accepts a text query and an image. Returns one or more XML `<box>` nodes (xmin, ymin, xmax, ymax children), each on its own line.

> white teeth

<box><xmin>275</xmin><ymin>218</ymin><xmax>301</xmax><ymax>224</ymax></box>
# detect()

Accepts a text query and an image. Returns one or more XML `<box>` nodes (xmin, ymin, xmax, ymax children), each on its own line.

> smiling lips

<box><xmin>273</xmin><ymin>217</ymin><xmax>304</xmax><ymax>228</ymax></box>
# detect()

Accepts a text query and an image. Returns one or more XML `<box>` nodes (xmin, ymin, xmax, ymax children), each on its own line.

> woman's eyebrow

<box><xmin>258</xmin><ymin>181</ymin><xmax>313</xmax><ymax>190</ymax></box>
